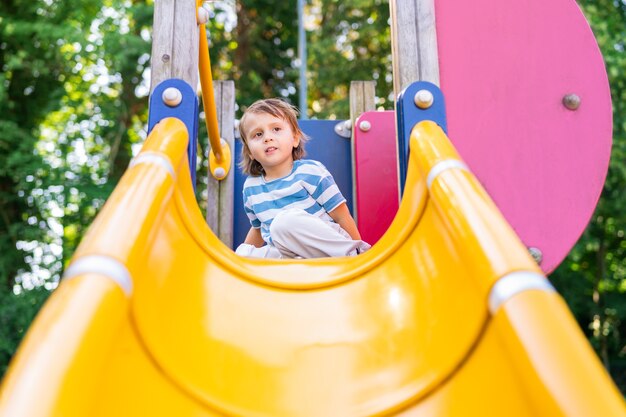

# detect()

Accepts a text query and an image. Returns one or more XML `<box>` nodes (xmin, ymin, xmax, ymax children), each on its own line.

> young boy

<box><xmin>235</xmin><ymin>98</ymin><xmax>370</xmax><ymax>259</ymax></box>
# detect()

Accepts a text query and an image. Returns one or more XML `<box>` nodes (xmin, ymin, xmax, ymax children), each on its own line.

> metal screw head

<box><xmin>414</xmin><ymin>89</ymin><xmax>434</xmax><ymax>109</ymax></box>
<box><xmin>359</xmin><ymin>120</ymin><xmax>372</xmax><ymax>132</ymax></box>
<box><xmin>161</xmin><ymin>54</ymin><xmax>170</xmax><ymax>63</ymax></box>
<box><xmin>162</xmin><ymin>87</ymin><xmax>182</xmax><ymax>107</ymax></box>
<box><xmin>213</xmin><ymin>167</ymin><xmax>226</xmax><ymax>179</ymax></box>
<box><xmin>197</xmin><ymin>6</ymin><xmax>209</xmax><ymax>25</ymax></box>
<box><xmin>563</xmin><ymin>94</ymin><xmax>581</xmax><ymax>110</ymax></box>
<box><xmin>528</xmin><ymin>247</ymin><xmax>543</xmax><ymax>264</ymax></box>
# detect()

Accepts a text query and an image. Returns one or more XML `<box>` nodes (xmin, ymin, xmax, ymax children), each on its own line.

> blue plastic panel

<box><xmin>233</xmin><ymin>120</ymin><xmax>353</xmax><ymax>249</ymax></box>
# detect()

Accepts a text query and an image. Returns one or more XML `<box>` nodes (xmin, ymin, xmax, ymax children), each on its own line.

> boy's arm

<box><xmin>329</xmin><ymin>203</ymin><xmax>362</xmax><ymax>240</ymax></box>
<box><xmin>244</xmin><ymin>227</ymin><xmax>265</xmax><ymax>247</ymax></box>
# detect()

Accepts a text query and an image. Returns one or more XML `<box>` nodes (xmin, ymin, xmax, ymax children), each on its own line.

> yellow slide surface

<box><xmin>1</xmin><ymin>118</ymin><xmax>624</xmax><ymax>416</ymax></box>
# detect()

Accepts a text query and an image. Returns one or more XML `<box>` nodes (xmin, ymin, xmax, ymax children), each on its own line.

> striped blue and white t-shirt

<box><xmin>242</xmin><ymin>159</ymin><xmax>346</xmax><ymax>245</ymax></box>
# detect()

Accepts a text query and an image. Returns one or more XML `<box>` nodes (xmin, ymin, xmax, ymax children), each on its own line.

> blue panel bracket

<box><xmin>396</xmin><ymin>81</ymin><xmax>447</xmax><ymax>195</ymax></box>
<box><xmin>147</xmin><ymin>78</ymin><xmax>199</xmax><ymax>188</ymax></box>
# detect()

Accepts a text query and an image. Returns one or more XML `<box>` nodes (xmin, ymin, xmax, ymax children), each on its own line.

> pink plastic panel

<box><xmin>433</xmin><ymin>0</ymin><xmax>612</xmax><ymax>273</ymax></box>
<box><xmin>354</xmin><ymin>111</ymin><xmax>399</xmax><ymax>245</ymax></box>
<box><xmin>354</xmin><ymin>1</ymin><xmax>611</xmax><ymax>273</ymax></box>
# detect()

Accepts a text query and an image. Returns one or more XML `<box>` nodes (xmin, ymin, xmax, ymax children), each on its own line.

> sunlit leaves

<box><xmin>306</xmin><ymin>0</ymin><xmax>392</xmax><ymax>118</ymax></box>
<box><xmin>0</xmin><ymin>0</ymin><xmax>151</xmax><ymax>289</ymax></box>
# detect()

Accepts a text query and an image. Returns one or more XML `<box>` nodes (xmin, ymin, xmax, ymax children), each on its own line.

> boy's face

<box><xmin>243</xmin><ymin>112</ymin><xmax>300</xmax><ymax>180</ymax></box>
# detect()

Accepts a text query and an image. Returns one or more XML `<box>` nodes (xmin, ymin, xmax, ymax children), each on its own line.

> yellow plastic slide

<box><xmin>1</xmin><ymin>118</ymin><xmax>624</xmax><ymax>416</ymax></box>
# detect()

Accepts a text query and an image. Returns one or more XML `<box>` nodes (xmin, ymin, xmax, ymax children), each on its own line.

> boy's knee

<box><xmin>271</xmin><ymin>208</ymin><xmax>306</xmax><ymax>240</ymax></box>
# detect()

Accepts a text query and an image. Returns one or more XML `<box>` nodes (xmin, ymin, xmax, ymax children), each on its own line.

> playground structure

<box><xmin>1</xmin><ymin>0</ymin><xmax>625</xmax><ymax>416</ymax></box>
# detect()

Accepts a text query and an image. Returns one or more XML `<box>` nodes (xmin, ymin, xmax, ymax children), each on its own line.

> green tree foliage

<box><xmin>0</xmin><ymin>0</ymin><xmax>152</xmax><ymax>288</ymax></box>
<box><xmin>0</xmin><ymin>0</ymin><xmax>100</xmax><ymax>288</ymax></box>
<box><xmin>39</xmin><ymin>0</ymin><xmax>153</xmax><ymax>268</ymax></box>
<box><xmin>550</xmin><ymin>0</ymin><xmax>626</xmax><ymax>393</ymax></box>
<box><xmin>203</xmin><ymin>0</ymin><xmax>391</xmax><ymax>117</ymax></box>
<box><xmin>0</xmin><ymin>0</ymin><xmax>151</xmax><ymax>379</ymax></box>
<box><xmin>210</xmin><ymin>0</ymin><xmax>299</xmax><ymax>109</ymax></box>
<box><xmin>0</xmin><ymin>286</ymin><xmax>49</xmax><ymax>376</ymax></box>
<box><xmin>306</xmin><ymin>0</ymin><xmax>392</xmax><ymax>118</ymax></box>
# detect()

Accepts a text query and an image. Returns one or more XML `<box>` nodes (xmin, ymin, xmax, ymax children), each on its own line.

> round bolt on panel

<box><xmin>359</xmin><ymin>120</ymin><xmax>372</xmax><ymax>132</ymax></box>
<box><xmin>563</xmin><ymin>94</ymin><xmax>581</xmax><ymax>110</ymax></box>
<box><xmin>528</xmin><ymin>247</ymin><xmax>543</xmax><ymax>264</ymax></box>
<box><xmin>414</xmin><ymin>89</ymin><xmax>434</xmax><ymax>109</ymax></box>
<box><xmin>213</xmin><ymin>167</ymin><xmax>226</xmax><ymax>179</ymax></box>
<box><xmin>162</xmin><ymin>88</ymin><xmax>183</xmax><ymax>107</ymax></box>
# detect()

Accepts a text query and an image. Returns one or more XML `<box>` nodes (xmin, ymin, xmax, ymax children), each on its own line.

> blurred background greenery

<box><xmin>0</xmin><ymin>0</ymin><xmax>624</xmax><ymax>392</ymax></box>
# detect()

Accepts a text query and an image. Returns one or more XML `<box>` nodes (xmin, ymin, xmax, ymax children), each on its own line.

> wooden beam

<box><xmin>349</xmin><ymin>81</ymin><xmax>376</xmax><ymax>221</ymax></box>
<box><xmin>349</xmin><ymin>81</ymin><xmax>376</xmax><ymax>120</ymax></box>
<box><xmin>389</xmin><ymin>0</ymin><xmax>440</xmax><ymax>98</ymax></box>
<box><xmin>150</xmin><ymin>0</ymin><xmax>199</xmax><ymax>92</ymax></box>
<box><xmin>206</xmin><ymin>81</ymin><xmax>235</xmax><ymax>248</ymax></box>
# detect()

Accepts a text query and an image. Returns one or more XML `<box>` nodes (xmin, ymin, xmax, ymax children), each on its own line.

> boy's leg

<box><xmin>270</xmin><ymin>208</ymin><xmax>369</xmax><ymax>258</ymax></box>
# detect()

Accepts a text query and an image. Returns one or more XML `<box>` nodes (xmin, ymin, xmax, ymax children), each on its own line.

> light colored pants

<box><xmin>235</xmin><ymin>208</ymin><xmax>371</xmax><ymax>259</ymax></box>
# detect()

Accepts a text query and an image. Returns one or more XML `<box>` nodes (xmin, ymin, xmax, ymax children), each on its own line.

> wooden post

<box><xmin>206</xmin><ymin>81</ymin><xmax>235</xmax><ymax>248</ymax></box>
<box><xmin>349</xmin><ymin>81</ymin><xmax>376</xmax><ymax>221</ymax></box>
<box><xmin>389</xmin><ymin>0</ymin><xmax>440</xmax><ymax>98</ymax></box>
<box><xmin>349</xmin><ymin>81</ymin><xmax>376</xmax><ymax>120</ymax></box>
<box><xmin>150</xmin><ymin>0</ymin><xmax>199</xmax><ymax>92</ymax></box>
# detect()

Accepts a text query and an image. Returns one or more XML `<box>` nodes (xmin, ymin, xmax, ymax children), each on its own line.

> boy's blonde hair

<box><xmin>238</xmin><ymin>98</ymin><xmax>308</xmax><ymax>176</ymax></box>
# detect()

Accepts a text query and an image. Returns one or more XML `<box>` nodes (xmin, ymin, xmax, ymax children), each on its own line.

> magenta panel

<box><xmin>433</xmin><ymin>0</ymin><xmax>612</xmax><ymax>272</ymax></box>
<box><xmin>354</xmin><ymin>111</ymin><xmax>399</xmax><ymax>245</ymax></box>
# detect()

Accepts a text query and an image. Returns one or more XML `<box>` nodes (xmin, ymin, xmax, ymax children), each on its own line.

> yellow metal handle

<box><xmin>197</xmin><ymin>1</ymin><xmax>231</xmax><ymax>180</ymax></box>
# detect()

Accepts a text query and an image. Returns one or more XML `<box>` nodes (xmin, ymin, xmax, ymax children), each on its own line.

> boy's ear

<box><xmin>293</xmin><ymin>134</ymin><xmax>301</xmax><ymax>148</ymax></box>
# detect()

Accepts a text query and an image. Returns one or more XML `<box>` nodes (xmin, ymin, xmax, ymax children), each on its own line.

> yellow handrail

<box><xmin>197</xmin><ymin>1</ymin><xmax>231</xmax><ymax>180</ymax></box>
